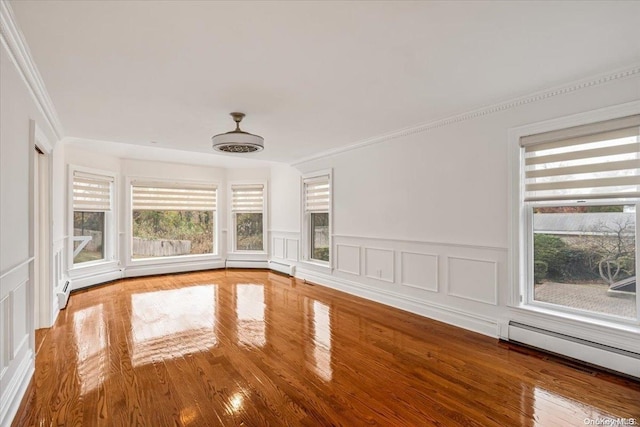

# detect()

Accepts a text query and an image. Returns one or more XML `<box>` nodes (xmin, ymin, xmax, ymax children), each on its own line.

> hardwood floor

<box><xmin>12</xmin><ymin>270</ymin><xmax>640</xmax><ymax>426</ymax></box>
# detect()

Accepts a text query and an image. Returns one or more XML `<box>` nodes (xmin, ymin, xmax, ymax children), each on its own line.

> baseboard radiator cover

<box><xmin>225</xmin><ymin>260</ymin><xmax>269</xmax><ymax>269</ymax></box>
<box><xmin>507</xmin><ymin>321</ymin><xmax>640</xmax><ymax>379</ymax></box>
<box><xmin>57</xmin><ymin>280</ymin><xmax>71</xmax><ymax>309</ymax></box>
<box><xmin>268</xmin><ymin>260</ymin><xmax>295</xmax><ymax>276</ymax></box>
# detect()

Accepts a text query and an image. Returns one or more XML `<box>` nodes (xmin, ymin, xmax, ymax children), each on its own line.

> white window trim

<box><xmin>126</xmin><ymin>176</ymin><xmax>221</xmax><ymax>267</ymax></box>
<box><xmin>300</xmin><ymin>169</ymin><xmax>332</xmax><ymax>270</ymax></box>
<box><xmin>508</xmin><ymin>101</ymin><xmax>640</xmax><ymax>331</ymax></box>
<box><xmin>227</xmin><ymin>180</ymin><xmax>268</xmax><ymax>256</ymax></box>
<box><xmin>68</xmin><ymin>164</ymin><xmax>118</xmax><ymax>273</ymax></box>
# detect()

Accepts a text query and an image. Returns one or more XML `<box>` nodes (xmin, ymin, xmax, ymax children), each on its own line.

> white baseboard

<box><xmin>225</xmin><ymin>260</ymin><xmax>269</xmax><ymax>269</ymax></box>
<box><xmin>0</xmin><ymin>349</ymin><xmax>34</xmax><ymax>427</ymax></box>
<box><xmin>295</xmin><ymin>267</ymin><xmax>498</xmax><ymax>338</ymax></box>
<box><xmin>508</xmin><ymin>322</ymin><xmax>640</xmax><ymax>378</ymax></box>
<box><xmin>124</xmin><ymin>260</ymin><xmax>226</xmax><ymax>278</ymax></box>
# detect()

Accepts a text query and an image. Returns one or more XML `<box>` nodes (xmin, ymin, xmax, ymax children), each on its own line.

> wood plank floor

<box><xmin>12</xmin><ymin>270</ymin><xmax>640</xmax><ymax>426</ymax></box>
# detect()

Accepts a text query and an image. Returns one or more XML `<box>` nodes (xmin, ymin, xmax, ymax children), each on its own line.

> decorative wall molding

<box><xmin>364</xmin><ymin>247</ymin><xmax>394</xmax><ymax>283</ymax></box>
<box><xmin>335</xmin><ymin>244</ymin><xmax>361</xmax><ymax>276</ymax></box>
<box><xmin>333</xmin><ymin>233</ymin><xmax>507</xmax><ymax>252</ymax></box>
<box><xmin>446</xmin><ymin>256</ymin><xmax>498</xmax><ymax>306</ymax></box>
<box><xmin>272</xmin><ymin>237</ymin><xmax>285</xmax><ymax>259</ymax></box>
<box><xmin>400</xmin><ymin>251</ymin><xmax>439</xmax><ymax>292</ymax></box>
<box><xmin>291</xmin><ymin>63</ymin><xmax>640</xmax><ymax>166</ymax></box>
<box><xmin>0</xmin><ymin>0</ymin><xmax>64</xmax><ymax>141</ymax></box>
<box><xmin>285</xmin><ymin>239</ymin><xmax>299</xmax><ymax>262</ymax></box>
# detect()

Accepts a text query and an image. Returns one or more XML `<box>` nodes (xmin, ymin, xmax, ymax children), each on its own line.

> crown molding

<box><xmin>291</xmin><ymin>63</ymin><xmax>640</xmax><ymax>167</ymax></box>
<box><xmin>0</xmin><ymin>0</ymin><xmax>64</xmax><ymax>141</ymax></box>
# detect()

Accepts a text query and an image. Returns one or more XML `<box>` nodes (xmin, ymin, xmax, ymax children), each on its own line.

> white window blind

<box><xmin>231</xmin><ymin>184</ymin><xmax>264</xmax><ymax>212</ymax></box>
<box><xmin>73</xmin><ymin>171</ymin><xmax>113</xmax><ymax>211</ymax></box>
<box><xmin>304</xmin><ymin>176</ymin><xmax>330</xmax><ymax>212</ymax></box>
<box><xmin>132</xmin><ymin>183</ymin><xmax>217</xmax><ymax>211</ymax></box>
<box><xmin>520</xmin><ymin>115</ymin><xmax>640</xmax><ymax>202</ymax></box>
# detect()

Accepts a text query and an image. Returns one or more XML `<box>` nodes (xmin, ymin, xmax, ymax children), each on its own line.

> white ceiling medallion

<box><xmin>211</xmin><ymin>112</ymin><xmax>264</xmax><ymax>153</ymax></box>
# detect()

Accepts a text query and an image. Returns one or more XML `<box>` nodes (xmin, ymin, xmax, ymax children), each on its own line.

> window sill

<box><xmin>128</xmin><ymin>254</ymin><xmax>221</xmax><ymax>267</ymax></box>
<box><xmin>70</xmin><ymin>260</ymin><xmax>119</xmax><ymax>275</ymax></box>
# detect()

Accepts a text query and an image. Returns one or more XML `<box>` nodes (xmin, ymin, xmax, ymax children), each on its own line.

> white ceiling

<box><xmin>10</xmin><ymin>1</ymin><xmax>640</xmax><ymax>165</ymax></box>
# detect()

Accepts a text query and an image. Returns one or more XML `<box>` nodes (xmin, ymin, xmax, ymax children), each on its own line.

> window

<box><xmin>72</xmin><ymin>171</ymin><xmax>113</xmax><ymax>265</ymax></box>
<box><xmin>517</xmin><ymin>114</ymin><xmax>639</xmax><ymax>321</ymax></box>
<box><xmin>303</xmin><ymin>173</ymin><xmax>331</xmax><ymax>263</ymax></box>
<box><xmin>231</xmin><ymin>184</ymin><xmax>265</xmax><ymax>252</ymax></box>
<box><xmin>131</xmin><ymin>183</ymin><xmax>217</xmax><ymax>259</ymax></box>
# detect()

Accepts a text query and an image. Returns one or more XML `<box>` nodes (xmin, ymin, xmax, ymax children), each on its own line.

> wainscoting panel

<box><xmin>447</xmin><ymin>256</ymin><xmax>498</xmax><ymax>305</ymax></box>
<box><xmin>286</xmin><ymin>239</ymin><xmax>299</xmax><ymax>262</ymax></box>
<box><xmin>400</xmin><ymin>251</ymin><xmax>438</xmax><ymax>292</ymax></box>
<box><xmin>0</xmin><ymin>294</ymin><xmax>10</xmax><ymax>371</ymax></box>
<box><xmin>364</xmin><ymin>247</ymin><xmax>394</xmax><ymax>283</ymax></box>
<box><xmin>0</xmin><ymin>258</ymin><xmax>35</xmax><ymax>427</ymax></box>
<box><xmin>336</xmin><ymin>244</ymin><xmax>360</xmax><ymax>276</ymax></box>
<box><xmin>273</xmin><ymin>238</ymin><xmax>285</xmax><ymax>260</ymax></box>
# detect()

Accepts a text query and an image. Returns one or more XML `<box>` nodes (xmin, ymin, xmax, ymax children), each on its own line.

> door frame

<box><xmin>29</xmin><ymin>120</ymin><xmax>54</xmax><ymax>330</ymax></box>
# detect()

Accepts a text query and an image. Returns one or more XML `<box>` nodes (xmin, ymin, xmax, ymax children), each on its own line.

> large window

<box><xmin>72</xmin><ymin>171</ymin><xmax>113</xmax><ymax>265</ymax></box>
<box><xmin>231</xmin><ymin>184</ymin><xmax>265</xmax><ymax>252</ymax></box>
<box><xmin>518</xmin><ymin>114</ymin><xmax>639</xmax><ymax>321</ymax></box>
<box><xmin>131</xmin><ymin>183</ymin><xmax>217</xmax><ymax>259</ymax></box>
<box><xmin>303</xmin><ymin>173</ymin><xmax>331</xmax><ymax>264</ymax></box>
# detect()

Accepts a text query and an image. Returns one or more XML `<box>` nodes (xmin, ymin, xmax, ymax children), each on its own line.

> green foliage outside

<box><xmin>534</xmin><ymin>232</ymin><xmax>635</xmax><ymax>284</ymax></box>
<box><xmin>313</xmin><ymin>247</ymin><xmax>329</xmax><ymax>261</ymax></box>
<box><xmin>133</xmin><ymin>210</ymin><xmax>213</xmax><ymax>255</ymax></box>
<box><xmin>236</xmin><ymin>213</ymin><xmax>263</xmax><ymax>251</ymax></box>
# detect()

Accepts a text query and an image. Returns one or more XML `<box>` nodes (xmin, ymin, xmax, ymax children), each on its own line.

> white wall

<box><xmin>289</xmin><ymin>74</ymin><xmax>640</xmax><ymax>356</ymax></box>
<box><xmin>0</xmin><ymin>43</ymin><xmax>58</xmax><ymax>427</ymax></box>
<box><xmin>268</xmin><ymin>164</ymin><xmax>301</xmax><ymax>270</ymax></box>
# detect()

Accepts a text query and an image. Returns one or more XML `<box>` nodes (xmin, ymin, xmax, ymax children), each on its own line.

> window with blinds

<box><xmin>517</xmin><ymin>113</ymin><xmax>639</xmax><ymax>322</ymax></box>
<box><xmin>72</xmin><ymin>170</ymin><xmax>114</xmax><ymax>264</ymax></box>
<box><xmin>521</xmin><ymin>115</ymin><xmax>640</xmax><ymax>203</ymax></box>
<box><xmin>73</xmin><ymin>171</ymin><xmax>113</xmax><ymax>211</ymax></box>
<box><xmin>231</xmin><ymin>184</ymin><xmax>265</xmax><ymax>251</ymax></box>
<box><xmin>132</xmin><ymin>184</ymin><xmax>217</xmax><ymax>211</ymax></box>
<box><xmin>130</xmin><ymin>182</ymin><xmax>217</xmax><ymax>258</ymax></box>
<box><xmin>303</xmin><ymin>174</ymin><xmax>331</xmax><ymax>263</ymax></box>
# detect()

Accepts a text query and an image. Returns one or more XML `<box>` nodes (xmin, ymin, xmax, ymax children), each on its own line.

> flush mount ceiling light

<box><xmin>211</xmin><ymin>112</ymin><xmax>264</xmax><ymax>153</ymax></box>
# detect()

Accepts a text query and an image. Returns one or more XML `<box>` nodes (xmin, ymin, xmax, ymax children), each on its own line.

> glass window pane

<box><xmin>73</xmin><ymin>211</ymin><xmax>105</xmax><ymax>264</ymax></box>
<box><xmin>235</xmin><ymin>212</ymin><xmax>263</xmax><ymax>251</ymax></box>
<box><xmin>532</xmin><ymin>205</ymin><xmax>636</xmax><ymax>319</ymax></box>
<box><xmin>132</xmin><ymin>210</ymin><xmax>214</xmax><ymax>258</ymax></box>
<box><xmin>311</xmin><ymin>212</ymin><xmax>329</xmax><ymax>262</ymax></box>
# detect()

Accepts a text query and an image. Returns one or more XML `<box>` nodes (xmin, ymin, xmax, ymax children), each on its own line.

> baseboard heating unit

<box><xmin>57</xmin><ymin>280</ymin><xmax>71</xmax><ymax>309</ymax></box>
<box><xmin>507</xmin><ymin>321</ymin><xmax>639</xmax><ymax>378</ymax></box>
<box><xmin>268</xmin><ymin>260</ymin><xmax>295</xmax><ymax>276</ymax></box>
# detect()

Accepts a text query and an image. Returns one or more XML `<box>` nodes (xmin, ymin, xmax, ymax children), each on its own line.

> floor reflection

<box><xmin>130</xmin><ymin>284</ymin><xmax>216</xmax><ymax>366</ymax></box>
<box><xmin>311</xmin><ymin>300</ymin><xmax>332</xmax><ymax>381</ymax></box>
<box><xmin>532</xmin><ymin>386</ymin><xmax>618</xmax><ymax>426</ymax></box>
<box><xmin>236</xmin><ymin>284</ymin><xmax>266</xmax><ymax>348</ymax></box>
<box><xmin>73</xmin><ymin>304</ymin><xmax>106</xmax><ymax>395</ymax></box>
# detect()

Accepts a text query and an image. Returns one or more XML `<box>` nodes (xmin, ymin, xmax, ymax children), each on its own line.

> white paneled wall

<box><xmin>294</xmin><ymin>235</ymin><xmax>507</xmax><ymax>337</ymax></box>
<box><xmin>0</xmin><ymin>260</ymin><xmax>35</xmax><ymax>426</ymax></box>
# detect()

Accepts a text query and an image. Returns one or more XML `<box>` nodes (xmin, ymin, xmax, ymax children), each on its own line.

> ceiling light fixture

<box><xmin>211</xmin><ymin>112</ymin><xmax>264</xmax><ymax>153</ymax></box>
